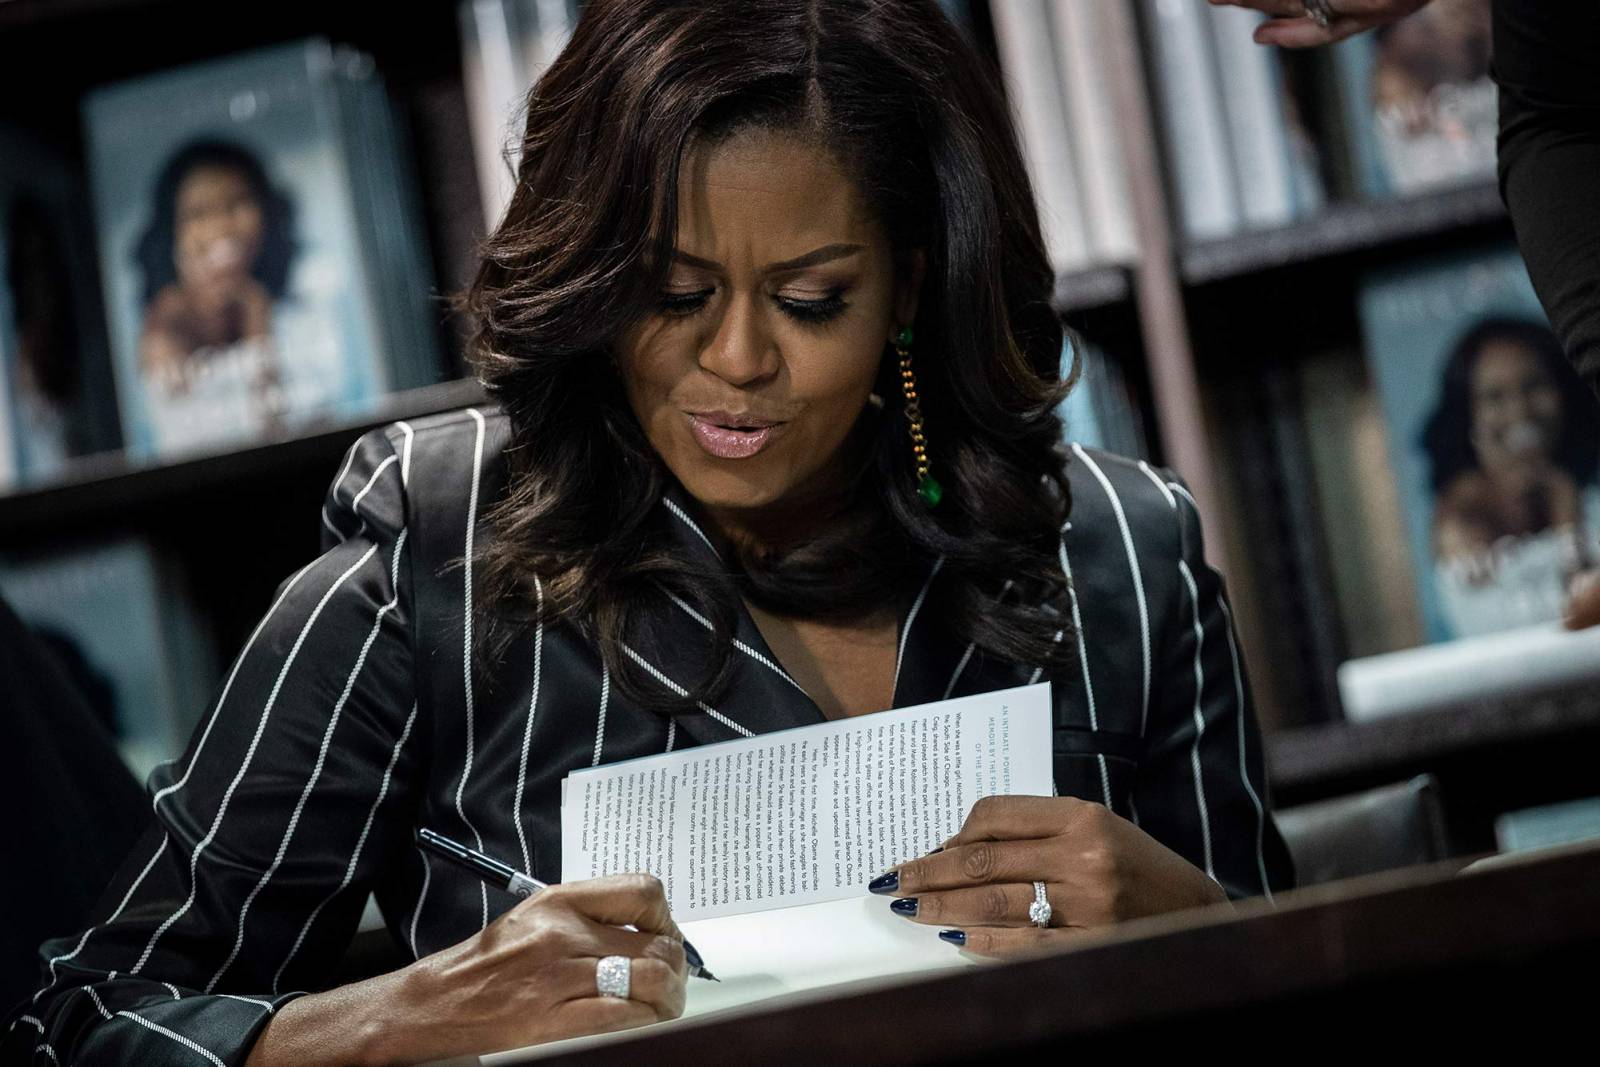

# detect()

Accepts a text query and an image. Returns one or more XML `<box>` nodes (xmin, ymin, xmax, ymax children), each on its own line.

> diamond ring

<box><xmin>1302</xmin><ymin>0</ymin><xmax>1336</xmax><ymax>29</ymax></box>
<box><xmin>1029</xmin><ymin>881</ymin><xmax>1052</xmax><ymax>928</ymax></box>
<box><xmin>596</xmin><ymin>954</ymin><xmax>631</xmax><ymax>999</ymax></box>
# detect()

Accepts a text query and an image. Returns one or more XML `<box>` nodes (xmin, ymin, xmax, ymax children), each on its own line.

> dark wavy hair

<box><xmin>458</xmin><ymin>0</ymin><xmax>1079</xmax><ymax>715</ymax></box>
<box><xmin>133</xmin><ymin>138</ymin><xmax>296</xmax><ymax>307</ymax></box>
<box><xmin>1419</xmin><ymin>316</ymin><xmax>1600</xmax><ymax>493</ymax></box>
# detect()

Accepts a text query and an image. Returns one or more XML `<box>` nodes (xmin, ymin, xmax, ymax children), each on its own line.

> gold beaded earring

<box><xmin>894</xmin><ymin>325</ymin><xmax>942</xmax><ymax>507</ymax></box>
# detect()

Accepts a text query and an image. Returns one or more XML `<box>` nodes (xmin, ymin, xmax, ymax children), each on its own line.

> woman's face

<box><xmin>1469</xmin><ymin>338</ymin><xmax>1563</xmax><ymax>469</ymax></box>
<box><xmin>616</xmin><ymin>126</ymin><xmax>923</xmax><ymax>529</ymax></box>
<box><xmin>173</xmin><ymin>164</ymin><xmax>264</xmax><ymax>290</ymax></box>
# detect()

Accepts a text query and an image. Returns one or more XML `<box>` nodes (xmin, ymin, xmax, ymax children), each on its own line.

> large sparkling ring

<box><xmin>596</xmin><ymin>955</ymin><xmax>631</xmax><ymax>999</ymax></box>
<box><xmin>1029</xmin><ymin>881</ymin><xmax>1052</xmax><ymax>928</ymax></box>
<box><xmin>1302</xmin><ymin>0</ymin><xmax>1336</xmax><ymax>28</ymax></box>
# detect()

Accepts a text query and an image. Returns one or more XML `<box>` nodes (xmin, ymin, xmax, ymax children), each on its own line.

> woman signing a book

<box><xmin>3</xmin><ymin>2</ymin><xmax>1292</xmax><ymax>1063</ymax></box>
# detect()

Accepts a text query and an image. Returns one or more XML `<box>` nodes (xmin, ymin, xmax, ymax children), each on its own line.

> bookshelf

<box><xmin>1179</xmin><ymin>180</ymin><xmax>1509</xmax><ymax>285</ymax></box>
<box><xmin>0</xmin><ymin>378</ymin><xmax>488</xmax><ymax>541</ymax></box>
<box><xmin>1267</xmin><ymin>679</ymin><xmax>1600</xmax><ymax>853</ymax></box>
<box><xmin>0</xmin><ymin>0</ymin><xmax>1587</xmax><ymax>840</ymax></box>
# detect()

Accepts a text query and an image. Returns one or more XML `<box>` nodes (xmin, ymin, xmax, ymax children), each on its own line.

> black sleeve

<box><xmin>1493</xmin><ymin>0</ymin><xmax>1600</xmax><ymax>400</ymax></box>
<box><xmin>1</xmin><ymin>427</ymin><xmax>422</xmax><ymax>1067</ymax></box>
<box><xmin>1130</xmin><ymin>468</ymin><xmax>1297</xmax><ymax>903</ymax></box>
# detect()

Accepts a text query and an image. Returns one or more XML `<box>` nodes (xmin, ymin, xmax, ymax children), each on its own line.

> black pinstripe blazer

<box><xmin>4</xmin><ymin>404</ymin><xmax>1293</xmax><ymax>1065</ymax></box>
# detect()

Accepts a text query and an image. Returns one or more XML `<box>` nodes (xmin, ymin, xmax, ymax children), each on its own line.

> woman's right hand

<box><xmin>378</xmin><ymin>873</ymin><xmax>689</xmax><ymax>1062</ymax></box>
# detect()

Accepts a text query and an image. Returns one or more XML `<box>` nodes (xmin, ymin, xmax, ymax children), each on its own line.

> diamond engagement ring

<box><xmin>1029</xmin><ymin>881</ymin><xmax>1052</xmax><ymax>928</ymax></box>
<box><xmin>595</xmin><ymin>955</ymin><xmax>631</xmax><ymax>999</ymax></box>
<box><xmin>1302</xmin><ymin>0</ymin><xmax>1336</xmax><ymax>29</ymax></box>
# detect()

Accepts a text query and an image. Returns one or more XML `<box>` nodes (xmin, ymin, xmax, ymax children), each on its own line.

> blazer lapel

<box><xmin>644</xmin><ymin>481</ymin><xmax>827</xmax><ymax>748</ymax></box>
<box><xmin>646</xmin><ymin>484</ymin><xmax>1027</xmax><ymax>745</ymax></box>
<box><xmin>885</xmin><ymin>555</ymin><xmax>1033</xmax><ymax>709</ymax></box>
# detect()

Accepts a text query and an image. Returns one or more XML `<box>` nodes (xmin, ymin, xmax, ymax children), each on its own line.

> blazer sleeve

<box><xmin>2</xmin><ymin>426</ymin><xmax>423</xmax><ymax>1067</ymax></box>
<box><xmin>1129</xmin><ymin>468</ymin><xmax>1296</xmax><ymax>903</ymax></box>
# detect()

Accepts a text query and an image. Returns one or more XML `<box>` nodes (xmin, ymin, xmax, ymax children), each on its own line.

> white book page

<box><xmin>453</xmin><ymin>684</ymin><xmax>1055</xmax><ymax>1065</ymax></box>
<box><xmin>560</xmin><ymin>682</ymin><xmax>1054</xmax><ymax>921</ymax></box>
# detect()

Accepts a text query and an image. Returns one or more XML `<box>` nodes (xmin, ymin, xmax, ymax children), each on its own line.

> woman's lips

<box><xmin>686</xmin><ymin>412</ymin><xmax>784</xmax><ymax>459</ymax></box>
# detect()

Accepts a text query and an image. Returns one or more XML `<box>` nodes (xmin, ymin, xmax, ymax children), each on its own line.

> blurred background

<box><xmin>0</xmin><ymin>0</ymin><xmax>1596</xmax><ymax>931</ymax></box>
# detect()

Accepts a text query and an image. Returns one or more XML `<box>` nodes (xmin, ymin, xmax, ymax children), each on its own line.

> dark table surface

<box><xmin>461</xmin><ymin>839</ymin><xmax>1600</xmax><ymax>1064</ymax></box>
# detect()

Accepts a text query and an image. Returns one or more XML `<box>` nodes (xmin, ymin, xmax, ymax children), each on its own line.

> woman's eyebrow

<box><xmin>670</xmin><ymin>242</ymin><xmax>866</xmax><ymax>273</ymax></box>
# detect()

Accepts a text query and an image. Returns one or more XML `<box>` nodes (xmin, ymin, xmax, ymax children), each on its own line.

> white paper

<box><xmin>460</xmin><ymin>684</ymin><xmax>1054</xmax><ymax>1065</ymax></box>
<box><xmin>560</xmin><ymin>682</ymin><xmax>1054</xmax><ymax>921</ymax></box>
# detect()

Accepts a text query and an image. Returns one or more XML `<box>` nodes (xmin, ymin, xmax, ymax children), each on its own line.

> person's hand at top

<box><xmin>1207</xmin><ymin>0</ymin><xmax>1434</xmax><ymax>48</ymax></box>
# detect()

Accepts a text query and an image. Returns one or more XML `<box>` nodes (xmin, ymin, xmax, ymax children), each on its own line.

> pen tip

<box><xmin>701</xmin><ymin>970</ymin><xmax>721</xmax><ymax>982</ymax></box>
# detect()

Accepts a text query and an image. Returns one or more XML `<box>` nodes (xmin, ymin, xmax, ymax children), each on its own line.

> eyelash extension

<box><xmin>656</xmin><ymin>288</ymin><xmax>850</xmax><ymax>324</ymax></box>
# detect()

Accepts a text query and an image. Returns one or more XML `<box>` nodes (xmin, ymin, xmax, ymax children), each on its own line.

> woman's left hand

<box><xmin>874</xmin><ymin>795</ymin><xmax>1230</xmax><ymax>959</ymax></box>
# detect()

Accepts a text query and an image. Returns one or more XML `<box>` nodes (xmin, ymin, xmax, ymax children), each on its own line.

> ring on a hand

<box><xmin>596</xmin><ymin>955</ymin><xmax>631</xmax><ymax>999</ymax></box>
<box><xmin>1302</xmin><ymin>0</ymin><xmax>1336</xmax><ymax>28</ymax></box>
<box><xmin>1029</xmin><ymin>881</ymin><xmax>1052</xmax><ymax>928</ymax></box>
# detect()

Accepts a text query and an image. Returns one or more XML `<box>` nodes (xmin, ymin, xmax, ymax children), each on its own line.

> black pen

<box><xmin>415</xmin><ymin>827</ymin><xmax>718</xmax><ymax>981</ymax></box>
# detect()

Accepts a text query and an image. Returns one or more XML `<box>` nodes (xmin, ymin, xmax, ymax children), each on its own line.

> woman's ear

<box><xmin>894</xmin><ymin>248</ymin><xmax>927</xmax><ymax>329</ymax></box>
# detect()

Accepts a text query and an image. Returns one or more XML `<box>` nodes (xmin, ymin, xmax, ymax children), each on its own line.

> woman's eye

<box><xmin>657</xmin><ymin>290</ymin><xmax>711</xmax><ymax>317</ymax></box>
<box><xmin>655</xmin><ymin>288</ymin><xmax>850</xmax><ymax>324</ymax></box>
<box><xmin>778</xmin><ymin>289</ymin><xmax>849</xmax><ymax>324</ymax></box>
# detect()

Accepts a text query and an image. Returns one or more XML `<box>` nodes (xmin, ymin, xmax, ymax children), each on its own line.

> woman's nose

<box><xmin>697</xmin><ymin>291</ymin><xmax>780</xmax><ymax>387</ymax></box>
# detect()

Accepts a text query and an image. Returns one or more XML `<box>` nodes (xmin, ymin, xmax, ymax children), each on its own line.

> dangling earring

<box><xmin>894</xmin><ymin>325</ymin><xmax>942</xmax><ymax>507</ymax></box>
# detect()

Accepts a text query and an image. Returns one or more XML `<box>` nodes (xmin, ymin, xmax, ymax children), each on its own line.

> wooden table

<box><xmin>464</xmin><ymin>840</ymin><xmax>1600</xmax><ymax>1063</ymax></box>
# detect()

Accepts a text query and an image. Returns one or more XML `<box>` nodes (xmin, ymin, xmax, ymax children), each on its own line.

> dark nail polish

<box><xmin>868</xmin><ymin>870</ymin><xmax>899</xmax><ymax>894</ymax></box>
<box><xmin>938</xmin><ymin>929</ymin><xmax>966</xmax><ymax>946</ymax></box>
<box><xmin>890</xmin><ymin>897</ymin><xmax>919</xmax><ymax>917</ymax></box>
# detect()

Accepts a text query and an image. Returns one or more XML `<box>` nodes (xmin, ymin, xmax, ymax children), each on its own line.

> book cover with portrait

<box><xmin>82</xmin><ymin>38</ymin><xmax>442</xmax><ymax>461</ymax></box>
<box><xmin>1329</xmin><ymin>0</ymin><xmax>1495</xmax><ymax>199</ymax></box>
<box><xmin>0</xmin><ymin>537</ymin><xmax>218</xmax><ymax>786</ymax></box>
<box><xmin>1358</xmin><ymin>244</ymin><xmax>1600</xmax><ymax>644</ymax></box>
<box><xmin>0</xmin><ymin>124</ymin><xmax>122</xmax><ymax>486</ymax></box>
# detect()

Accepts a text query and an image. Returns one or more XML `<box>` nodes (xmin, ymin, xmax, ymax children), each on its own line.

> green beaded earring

<box><xmin>893</xmin><ymin>325</ymin><xmax>943</xmax><ymax>507</ymax></box>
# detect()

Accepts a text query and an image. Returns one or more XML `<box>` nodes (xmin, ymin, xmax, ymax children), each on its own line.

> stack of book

<box><xmin>1138</xmin><ymin>0</ymin><xmax>1493</xmax><ymax>242</ymax></box>
<box><xmin>73</xmin><ymin>37</ymin><xmax>443</xmax><ymax>466</ymax></box>
<box><xmin>458</xmin><ymin>0</ymin><xmax>581</xmax><ymax>233</ymax></box>
<box><xmin>985</xmin><ymin>0</ymin><xmax>1139</xmax><ymax>272</ymax></box>
<box><xmin>0</xmin><ymin>537</ymin><xmax>218</xmax><ymax>785</ymax></box>
<box><xmin>0</xmin><ymin>126</ymin><xmax>121</xmax><ymax>489</ymax></box>
<box><xmin>1296</xmin><ymin>243</ymin><xmax>1600</xmax><ymax>720</ymax></box>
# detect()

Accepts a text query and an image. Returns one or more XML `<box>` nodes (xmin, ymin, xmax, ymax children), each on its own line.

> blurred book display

<box><xmin>1495</xmin><ymin>797</ymin><xmax>1600</xmax><ymax>855</ymax></box>
<box><xmin>0</xmin><ymin>537</ymin><xmax>217</xmax><ymax>784</ymax></box>
<box><xmin>1140</xmin><ymin>0</ymin><xmax>1235</xmax><ymax>240</ymax></box>
<box><xmin>987</xmin><ymin>0</ymin><xmax>1136</xmax><ymax>270</ymax></box>
<box><xmin>1338</xmin><ymin>244</ymin><xmax>1600</xmax><ymax>719</ymax></box>
<box><xmin>1058</xmin><ymin>337</ymin><xmax>1148</xmax><ymax>461</ymax></box>
<box><xmin>1329</xmin><ymin>0</ymin><xmax>1495</xmax><ymax>199</ymax></box>
<box><xmin>988</xmin><ymin>0</ymin><xmax>1091</xmax><ymax>272</ymax></box>
<box><xmin>0</xmin><ymin>125</ymin><xmax>121</xmax><ymax>488</ymax></box>
<box><xmin>1205</xmin><ymin>2</ymin><xmax>1325</xmax><ymax>226</ymax></box>
<box><xmin>81</xmin><ymin>38</ymin><xmax>442</xmax><ymax>463</ymax></box>
<box><xmin>1358</xmin><ymin>244</ymin><xmax>1598</xmax><ymax>644</ymax></box>
<box><xmin>1295</xmin><ymin>347</ymin><xmax>1425</xmax><ymax>660</ymax></box>
<box><xmin>1139</xmin><ymin>0</ymin><xmax>1324</xmax><ymax>241</ymax></box>
<box><xmin>458</xmin><ymin>0</ymin><xmax>579</xmax><ymax>232</ymax></box>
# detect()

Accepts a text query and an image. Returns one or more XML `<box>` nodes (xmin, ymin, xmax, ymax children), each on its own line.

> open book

<box><xmin>471</xmin><ymin>682</ymin><xmax>1054</xmax><ymax>1063</ymax></box>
